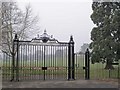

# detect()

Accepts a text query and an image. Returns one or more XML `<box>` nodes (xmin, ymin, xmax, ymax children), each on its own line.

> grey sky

<box><xmin>17</xmin><ymin>0</ymin><xmax>94</xmax><ymax>52</ymax></box>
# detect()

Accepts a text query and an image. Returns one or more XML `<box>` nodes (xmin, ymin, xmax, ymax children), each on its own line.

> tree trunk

<box><xmin>104</xmin><ymin>60</ymin><xmax>114</xmax><ymax>70</ymax></box>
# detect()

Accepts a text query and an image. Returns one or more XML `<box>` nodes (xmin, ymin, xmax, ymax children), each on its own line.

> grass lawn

<box><xmin>2</xmin><ymin>55</ymin><xmax>119</xmax><ymax>80</ymax></box>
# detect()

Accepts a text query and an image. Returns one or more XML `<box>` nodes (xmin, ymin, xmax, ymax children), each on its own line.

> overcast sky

<box><xmin>17</xmin><ymin>0</ymin><xmax>94</xmax><ymax>52</ymax></box>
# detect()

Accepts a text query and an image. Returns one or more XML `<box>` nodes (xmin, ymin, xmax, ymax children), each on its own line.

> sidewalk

<box><xmin>2</xmin><ymin>79</ymin><xmax>119</xmax><ymax>88</ymax></box>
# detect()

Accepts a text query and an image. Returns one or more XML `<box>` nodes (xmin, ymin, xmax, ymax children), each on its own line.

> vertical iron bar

<box><xmin>68</xmin><ymin>42</ymin><xmax>71</xmax><ymax>80</ymax></box>
<box><xmin>28</xmin><ymin>44</ymin><xmax>29</xmax><ymax>80</ymax></box>
<box><xmin>23</xmin><ymin>45</ymin><xmax>24</xmax><ymax>80</ymax></box>
<box><xmin>44</xmin><ymin>45</ymin><xmax>45</xmax><ymax>80</ymax></box>
<box><xmin>38</xmin><ymin>45</ymin><xmax>40</xmax><ymax>80</ymax></box>
<box><xmin>85</xmin><ymin>49</ymin><xmax>90</xmax><ymax>80</ymax></box>
<box><xmin>20</xmin><ymin>45</ymin><xmax>22</xmax><ymax>80</ymax></box>
<box><xmin>66</xmin><ymin>45</ymin><xmax>67</xmax><ymax>80</ymax></box>
<box><xmin>5</xmin><ymin>53</ymin><xmax>7</xmax><ymax>80</ymax></box>
<box><xmin>83</xmin><ymin>53</ymin><xmax>85</xmax><ymax>78</ymax></box>
<box><xmin>30</xmin><ymin>45</ymin><xmax>31</xmax><ymax>80</ymax></box>
<box><xmin>34</xmin><ymin>45</ymin><xmax>35</xmax><ymax>80</ymax></box>
<box><xmin>9</xmin><ymin>52</ymin><xmax>10</xmax><ymax>80</ymax></box>
<box><xmin>50</xmin><ymin>45</ymin><xmax>52</xmax><ymax>80</ymax></box>
<box><xmin>31</xmin><ymin>45</ymin><xmax>35</xmax><ymax>80</ymax></box>
<box><xmin>72</xmin><ymin>42</ymin><xmax>75</xmax><ymax>80</ymax></box>
<box><xmin>25</xmin><ymin>44</ymin><xmax>27</xmax><ymax>80</ymax></box>
<box><xmin>41</xmin><ymin>45</ymin><xmax>44</xmax><ymax>78</ymax></box>
<box><xmin>88</xmin><ymin>50</ymin><xmax>90</xmax><ymax>79</ymax></box>
<box><xmin>50</xmin><ymin>46</ymin><xmax>53</xmax><ymax>79</ymax></box>
<box><xmin>53</xmin><ymin>46</ymin><xmax>55</xmax><ymax>79</ymax></box>
<box><xmin>37</xmin><ymin>45</ymin><xmax>38</xmax><ymax>80</ymax></box>
<box><xmin>16</xmin><ymin>38</ymin><xmax>19</xmax><ymax>81</ymax></box>
<box><xmin>35</xmin><ymin>45</ymin><xmax>36</xmax><ymax>80</ymax></box>
<box><xmin>75</xmin><ymin>54</ymin><xmax>77</xmax><ymax>79</ymax></box>
<box><xmin>48</xmin><ymin>46</ymin><xmax>50</xmax><ymax>80</ymax></box>
<box><xmin>55</xmin><ymin>45</ymin><xmax>56</xmax><ymax>79</ymax></box>
<box><xmin>62</xmin><ymin>45</ymin><xmax>64</xmax><ymax>80</ymax></box>
<box><xmin>85</xmin><ymin>50</ymin><xmax>87</xmax><ymax>80</ymax></box>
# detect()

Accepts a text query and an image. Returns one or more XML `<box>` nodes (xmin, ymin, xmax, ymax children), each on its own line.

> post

<box><xmin>68</xmin><ymin>42</ymin><xmax>71</xmax><ymax>80</ymax></box>
<box><xmin>85</xmin><ymin>48</ymin><xmax>90</xmax><ymax>80</ymax></box>
<box><xmin>70</xmin><ymin>36</ymin><xmax>75</xmax><ymax>80</ymax></box>
<box><xmin>85</xmin><ymin>49</ymin><xmax>87</xmax><ymax>80</ymax></box>
<box><xmin>87</xmin><ymin>49</ymin><xmax>90</xmax><ymax>80</ymax></box>
<box><xmin>15</xmin><ymin>34</ymin><xmax>19</xmax><ymax>81</ymax></box>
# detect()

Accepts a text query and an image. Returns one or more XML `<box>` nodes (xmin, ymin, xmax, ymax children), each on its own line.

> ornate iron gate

<box><xmin>74</xmin><ymin>49</ymin><xmax>90</xmax><ymax>80</ymax></box>
<box><xmin>3</xmin><ymin>31</ymin><xmax>76</xmax><ymax>81</ymax></box>
<box><xmin>2</xmin><ymin>30</ymin><xmax>93</xmax><ymax>81</ymax></box>
<box><xmin>74</xmin><ymin>53</ymin><xmax>85</xmax><ymax>80</ymax></box>
<box><xmin>2</xmin><ymin>31</ymin><xmax>119</xmax><ymax>81</ymax></box>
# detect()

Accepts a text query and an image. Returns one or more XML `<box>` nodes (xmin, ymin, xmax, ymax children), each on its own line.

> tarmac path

<box><xmin>2</xmin><ymin>79</ymin><xmax>119</xmax><ymax>88</ymax></box>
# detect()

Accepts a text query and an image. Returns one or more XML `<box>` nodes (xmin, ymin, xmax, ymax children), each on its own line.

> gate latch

<box><xmin>42</xmin><ymin>67</ymin><xmax>47</xmax><ymax>70</ymax></box>
<box><xmin>83</xmin><ymin>67</ymin><xmax>86</xmax><ymax>70</ymax></box>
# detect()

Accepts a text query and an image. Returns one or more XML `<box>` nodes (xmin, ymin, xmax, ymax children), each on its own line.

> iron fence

<box><xmin>2</xmin><ymin>34</ymin><xmax>75</xmax><ymax>81</ymax></box>
<box><xmin>2</xmin><ymin>32</ymin><xmax>119</xmax><ymax>81</ymax></box>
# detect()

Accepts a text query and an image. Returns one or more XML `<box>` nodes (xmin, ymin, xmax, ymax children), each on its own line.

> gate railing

<box><xmin>83</xmin><ymin>48</ymin><xmax>119</xmax><ymax>80</ymax></box>
<box><xmin>2</xmin><ymin>33</ymin><xmax>119</xmax><ymax>81</ymax></box>
<box><xmin>9</xmin><ymin>34</ymin><xmax>75</xmax><ymax>81</ymax></box>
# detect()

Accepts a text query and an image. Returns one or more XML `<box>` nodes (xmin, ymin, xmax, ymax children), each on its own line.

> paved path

<box><xmin>2</xmin><ymin>80</ymin><xmax>119</xmax><ymax>88</ymax></box>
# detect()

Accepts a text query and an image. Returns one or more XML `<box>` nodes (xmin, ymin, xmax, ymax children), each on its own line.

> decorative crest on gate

<box><xmin>32</xmin><ymin>30</ymin><xmax>56</xmax><ymax>43</ymax></box>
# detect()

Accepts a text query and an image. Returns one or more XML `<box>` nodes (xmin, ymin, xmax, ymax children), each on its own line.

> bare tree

<box><xmin>1</xmin><ymin>1</ymin><xmax>40</xmax><ymax>56</ymax></box>
<box><xmin>0</xmin><ymin>1</ymin><xmax>2</xmax><ymax>49</ymax></box>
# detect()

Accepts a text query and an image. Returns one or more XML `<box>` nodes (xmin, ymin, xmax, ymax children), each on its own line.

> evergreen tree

<box><xmin>90</xmin><ymin>2</ymin><xmax>120</xmax><ymax>69</ymax></box>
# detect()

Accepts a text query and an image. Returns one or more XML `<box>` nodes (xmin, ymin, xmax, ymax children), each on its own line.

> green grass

<box><xmin>90</xmin><ymin>62</ymin><xmax>119</xmax><ymax>79</ymax></box>
<box><xmin>2</xmin><ymin>55</ymin><xmax>119</xmax><ymax>80</ymax></box>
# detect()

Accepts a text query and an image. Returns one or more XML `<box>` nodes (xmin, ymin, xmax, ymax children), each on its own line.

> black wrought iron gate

<box><xmin>2</xmin><ymin>31</ymin><xmax>91</xmax><ymax>81</ymax></box>
<box><xmin>2</xmin><ymin>33</ymin><xmax>76</xmax><ymax>81</ymax></box>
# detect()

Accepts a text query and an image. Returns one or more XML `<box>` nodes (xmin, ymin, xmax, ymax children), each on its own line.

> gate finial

<box><xmin>15</xmin><ymin>34</ymin><xmax>18</xmax><ymax>40</ymax></box>
<box><xmin>70</xmin><ymin>35</ymin><xmax>73</xmax><ymax>41</ymax></box>
<box><xmin>44</xmin><ymin>29</ymin><xmax>46</xmax><ymax>33</ymax></box>
<box><xmin>69</xmin><ymin>35</ymin><xmax>74</xmax><ymax>43</ymax></box>
<box><xmin>86</xmin><ymin>48</ymin><xmax>89</xmax><ymax>53</ymax></box>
